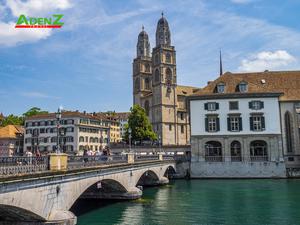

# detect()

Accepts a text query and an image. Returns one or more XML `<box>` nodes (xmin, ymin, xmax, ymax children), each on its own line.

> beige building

<box><xmin>115</xmin><ymin>112</ymin><xmax>130</xmax><ymax>141</ymax></box>
<box><xmin>96</xmin><ymin>113</ymin><xmax>122</xmax><ymax>143</ymax></box>
<box><xmin>133</xmin><ymin>14</ymin><xmax>199</xmax><ymax>146</ymax></box>
<box><xmin>24</xmin><ymin>111</ymin><xmax>110</xmax><ymax>154</ymax></box>
<box><xmin>0</xmin><ymin>125</ymin><xmax>24</xmax><ymax>156</ymax></box>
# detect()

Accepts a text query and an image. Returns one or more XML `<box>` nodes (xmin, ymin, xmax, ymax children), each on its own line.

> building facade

<box><xmin>189</xmin><ymin>71</ymin><xmax>300</xmax><ymax>177</ymax></box>
<box><xmin>115</xmin><ymin>112</ymin><xmax>130</xmax><ymax>141</ymax></box>
<box><xmin>0</xmin><ymin>125</ymin><xmax>24</xmax><ymax>156</ymax></box>
<box><xmin>24</xmin><ymin>112</ymin><xmax>110</xmax><ymax>154</ymax></box>
<box><xmin>132</xmin><ymin>14</ymin><xmax>198</xmax><ymax>146</ymax></box>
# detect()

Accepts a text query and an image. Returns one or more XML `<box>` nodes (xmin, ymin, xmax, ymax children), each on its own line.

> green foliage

<box><xmin>0</xmin><ymin>114</ymin><xmax>23</xmax><ymax>126</ymax></box>
<box><xmin>124</xmin><ymin>105</ymin><xmax>157</xmax><ymax>142</ymax></box>
<box><xmin>0</xmin><ymin>107</ymin><xmax>48</xmax><ymax>127</ymax></box>
<box><xmin>23</xmin><ymin>107</ymin><xmax>48</xmax><ymax>118</ymax></box>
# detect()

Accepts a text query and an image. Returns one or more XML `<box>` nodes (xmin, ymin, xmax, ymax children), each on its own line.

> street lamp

<box><xmin>128</xmin><ymin>128</ymin><xmax>132</xmax><ymax>153</ymax></box>
<box><xmin>56</xmin><ymin>108</ymin><xmax>62</xmax><ymax>154</ymax></box>
<box><xmin>158</xmin><ymin>134</ymin><xmax>162</xmax><ymax>153</ymax></box>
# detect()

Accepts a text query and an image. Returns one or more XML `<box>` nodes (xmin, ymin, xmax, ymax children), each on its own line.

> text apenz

<box><xmin>15</xmin><ymin>14</ymin><xmax>64</xmax><ymax>28</ymax></box>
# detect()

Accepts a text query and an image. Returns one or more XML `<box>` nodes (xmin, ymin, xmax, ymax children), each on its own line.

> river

<box><xmin>74</xmin><ymin>179</ymin><xmax>300</xmax><ymax>225</ymax></box>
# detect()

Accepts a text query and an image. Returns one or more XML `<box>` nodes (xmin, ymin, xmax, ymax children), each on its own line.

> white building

<box><xmin>115</xmin><ymin>112</ymin><xmax>130</xmax><ymax>140</ymax></box>
<box><xmin>188</xmin><ymin>71</ymin><xmax>300</xmax><ymax>178</ymax></box>
<box><xmin>24</xmin><ymin>111</ymin><xmax>110</xmax><ymax>154</ymax></box>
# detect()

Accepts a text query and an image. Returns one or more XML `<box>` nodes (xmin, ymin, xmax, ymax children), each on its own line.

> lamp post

<box><xmin>158</xmin><ymin>134</ymin><xmax>162</xmax><ymax>153</ymax></box>
<box><xmin>56</xmin><ymin>108</ymin><xmax>62</xmax><ymax>154</ymax></box>
<box><xmin>128</xmin><ymin>128</ymin><xmax>132</xmax><ymax>153</ymax></box>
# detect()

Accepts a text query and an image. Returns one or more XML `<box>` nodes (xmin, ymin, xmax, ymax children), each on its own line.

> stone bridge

<box><xmin>0</xmin><ymin>157</ymin><xmax>177</xmax><ymax>225</ymax></box>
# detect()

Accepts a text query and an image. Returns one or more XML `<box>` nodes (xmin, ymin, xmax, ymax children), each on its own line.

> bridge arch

<box><xmin>136</xmin><ymin>170</ymin><xmax>160</xmax><ymax>186</ymax></box>
<box><xmin>0</xmin><ymin>204</ymin><xmax>45</xmax><ymax>222</ymax></box>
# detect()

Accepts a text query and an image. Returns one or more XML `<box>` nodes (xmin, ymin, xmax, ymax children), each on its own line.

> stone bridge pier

<box><xmin>0</xmin><ymin>162</ymin><xmax>175</xmax><ymax>225</ymax></box>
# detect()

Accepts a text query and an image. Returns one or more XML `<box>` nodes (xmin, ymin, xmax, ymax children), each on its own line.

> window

<box><xmin>285</xmin><ymin>111</ymin><xmax>293</xmax><ymax>153</ymax></box>
<box><xmin>231</xmin><ymin>141</ymin><xmax>241</xmax><ymax>161</ymax></box>
<box><xmin>135</xmin><ymin>78</ymin><xmax>140</xmax><ymax>91</ymax></box>
<box><xmin>250</xmin><ymin>140</ymin><xmax>268</xmax><ymax>161</ymax></box>
<box><xmin>181</xmin><ymin>125</ymin><xmax>184</xmax><ymax>133</ymax></box>
<box><xmin>205</xmin><ymin>141</ymin><xmax>222</xmax><ymax>162</ymax></box>
<box><xmin>204</xmin><ymin>102</ymin><xmax>219</xmax><ymax>111</ymax></box>
<box><xmin>205</xmin><ymin>116</ymin><xmax>220</xmax><ymax>132</ymax></box>
<box><xmin>155</xmin><ymin>54</ymin><xmax>160</xmax><ymax>65</ymax></box>
<box><xmin>79</xmin><ymin>136</ymin><xmax>84</xmax><ymax>142</ymax></box>
<box><xmin>144</xmin><ymin>100</ymin><xmax>150</xmax><ymax>116</ymax></box>
<box><xmin>227</xmin><ymin>116</ymin><xmax>242</xmax><ymax>132</ymax></box>
<box><xmin>165</xmin><ymin>53</ymin><xmax>171</xmax><ymax>63</ymax></box>
<box><xmin>180</xmin><ymin>113</ymin><xmax>184</xmax><ymax>120</ymax></box>
<box><xmin>145</xmin><ymin>64</ymin><xmax>150</xmax><ymax>72</ymax></box>
<box><xmin>249</xmin><ymin>101</ymin><xmax>264</xmax><ymax>110</ymax></box>
<box><xmin>40</xmin><ymin>128</ymin><xmax>45</xmax><ymax>133</ymax></box>
<box><xmin>154</xmin><ymin>69</ymin><xmax>160</xmax><ymax>82</ymax></box>
<box><xmin>165</xmin><ymin>68</ymin><xmax>172</xmax><ymax>86</ymax></box>
<box><xmin>145</xmin><ymin>78</ymin><xmax>150</xmax><ymax>90</ymax></box>
<box><xmin>237</xmin><ymin>82</ymin><xmax>248</xmax><ymax>92</ymax></box>
<box><xmin>250</xmin><ymin>114</ymin><xmax>265</xmax><ymax>131</ymax></box>
<box><xmin>215</xmin><ymin>83</ymin><xmax>225</xmax><ymax>93</ymax></box>
<box><xmin>229</xmin><ymin>101</ymin><xmax>239</xmax><ymax>110</ymax></box>
<box><xmin>169</xmin><ymin>124</ymin><xmax>172</xmax><ymax>131</ymax></box>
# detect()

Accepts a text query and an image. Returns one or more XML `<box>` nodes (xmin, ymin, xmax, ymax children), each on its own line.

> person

<box><xmin>25</xmin><ymin>150</ymin><xmax>33</xmax><ymax>165</ymax></box>
<box><xmin>83</xmin><ymin>149</ymin><xmax>88</xmax><ymax>163</ymax></box>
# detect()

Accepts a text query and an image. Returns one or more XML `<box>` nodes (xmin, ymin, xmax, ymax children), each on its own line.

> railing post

<box><xmin>158</xmin><ymin>153</ymin><xmax>163</xmax><ymax>161</ymax></box>
<box><xmin>48</xmin><ymin>153</ymin><xmax>68</xmax><ymax>171</ymax></box>
<box><xmin>127</xmin><ymin>153</ymin><xmax>135</xmax><ymax>164</ymax></box>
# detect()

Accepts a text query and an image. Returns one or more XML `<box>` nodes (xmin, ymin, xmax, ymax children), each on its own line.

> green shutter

<box><xmin>227</xmin><ymin>117</ymin><xmax>231</xmax><ymax>131</ymax></box>
<box><xmin>216</xmin><ymin>103</ymin><xmax>219</xmax><ymax>110</ymax></box>
<box><xmin>249</xmin><ymin>101</ymin><xmax>253</xmax><ymax>109</ymax></box>
<box><xmin>216</xmin><ymin>117</ymin><xmax>220</xmax><ymax>131</ymax></box>
<box><xmin>260</xmin><ymin>101</ymin><xmax>264</xmax><ymax>109</ymax></box>
<box><xmin>239</xmin><ymin>117</ymin><xmax>243</xmax><ymax>131</ymax></box>
<box><xmin>205</xmin><ymin>117</ymin><xmax>208</xmax><ymax>132</ymax></box>
<box><xmin>261</xmin><ymin>116</ymin><xmax>265</xmax><ymax>130</ymax></box>
<box><xmin>250</xmin><ymin>117</ymin><xmax>253</xmax><ymax>131</ymax></box>
<box><xmin>204</xmin><ymin>103</ymin><xmax>208</xmax><ymax>110</ymax></box>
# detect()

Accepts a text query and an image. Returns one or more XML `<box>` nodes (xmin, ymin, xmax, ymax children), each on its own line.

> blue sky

<box><xmin>0</xmin><ymin>0</ymin><xmax>300</xmax><ymax>115</ymax></box>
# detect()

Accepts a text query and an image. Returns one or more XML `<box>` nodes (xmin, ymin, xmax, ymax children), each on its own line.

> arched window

<box><xmin>236</xmin><ymin>81</ymin><xmax>248</xmax><ymax>93</ymax></box>
<box><xmin>250</xmin><ymin>140</ymin><xmax>268</xmax><ymax>161</ymax></box>
<box><xmin>144</xmin><ymin>100</ymin><xmax>150</xmax><ymax>116</ymax></box>
<box><xmin>285</xmin><ymin>111</ymin><xmax>293</xmax><ymax>153</ymax></box>
<box><xmin>145</xmin><ymin>64</ymin><xmax>150</xmax><ymax>72</ymax></box>
<box><xmin>231</xmin><ymin>141</ymin><xmax>241</xmax><ymax>161</ymax></box>
<box><xmin>145</xmin><ymin>78</ymin><xmax>150</xmax><ymax>90</ymax></box>
<box><xmin>154</xmin><ymin>69</ymin><xmax>160</xmax><ymax>82</ymax></box>
<box><xmin>90</xmin><ymin>137</ymin><xmax>94</xmax><ymax>143</ymax></box>
<box><xmin>166</xmin><ymin>68</ymin><xmax>172</xmax><ymax>85</ymax></box>
<box><xmin>205</xmin><ymin>141</ymin><xmax>222</xmax><ymax>162</ymax></box>
<box><xmin>135</xmin><ymin>78</ymin><xmax>140</xmax><ymax>91</ymax></box>
<box><xmin>215</xmin><ymin>83</ymin><xmax>225</xmax><ymax>93</ymax></box>
<box><xmin>95</xmin><ymin>137</ymin><xmax>99</xmax><ymax>143</ymax></box>
<box><xmin>166</xmin><ymin>53</ymin><xmax>171</xmax><ymax>63</ymax></box>
<box><xmin>155</xmin><ymin>54</ymin><xmax>160</xmax><ymax>65</ymax></box>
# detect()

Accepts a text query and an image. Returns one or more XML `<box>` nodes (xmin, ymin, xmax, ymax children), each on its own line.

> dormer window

<box><xmin>215</xmin><ymin>83</ymin><xmax>225</xmax><ymax>93</ymax></box>
<box><xmin>238</xmin><ymin>82</ymin><xmax>248</xmax><ymax>93</ymax></box>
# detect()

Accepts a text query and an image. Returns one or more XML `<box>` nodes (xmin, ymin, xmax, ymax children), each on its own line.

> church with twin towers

<box><xmin>132</xmin><ymin>13</ymin><xmax>199</xmax><ymax>146</ymax></box>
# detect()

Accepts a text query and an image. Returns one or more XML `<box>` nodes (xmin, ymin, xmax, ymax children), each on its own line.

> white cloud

<box><xmin>230</xmin><ymin>0</ymin><xmax>253</xmax><ymax>4</ymax></box>
<box><xmin>21</xmin><ymin>91</ymin><xmax>59</xmax><ymax>99</ymax></box>
<box><xmin>0</xmin><ymin>21</ymin><xmax>52</xmax><ymax>46</ymax></box>
<box><xmin>6</xmin><ymin>0</ymin><xmax>72</xmax><ymax>17</ymax></box>
<box><xmin>0</xmin><ymin>0</ymin><xmax>72</xmax><ymax>47</ymax></box>
<box><xmin>238</xmin><ymin>50</ymin><xmax>297</xmax><ymax>72</ymax></box>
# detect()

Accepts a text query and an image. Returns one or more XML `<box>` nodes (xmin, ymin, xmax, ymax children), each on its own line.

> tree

<box><xmin>124</xmin><ymin>104</ymin><xmax>157</xmax><ymax>143</ymax></box>
<box><xmin>0</xmin><ymin>114</ymin><xmax>23</xmax><ymax>126</ymax></box>
<box><xmin>23</xmin><ymin>107</ymin><xmax>48</xmax><ymax>118</ymax></box>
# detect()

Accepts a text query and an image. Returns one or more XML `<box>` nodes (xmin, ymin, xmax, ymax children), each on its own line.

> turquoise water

<box><xmin>76</xmin><ymin>180</ymin><xmax>300</xmax><ymax>225</ymax></box>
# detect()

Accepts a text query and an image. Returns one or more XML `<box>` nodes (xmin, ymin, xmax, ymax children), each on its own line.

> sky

<box><xmin>0</xmin><ymin>0</ymin><xmax>300</xmax><ymax>116</ymax></box>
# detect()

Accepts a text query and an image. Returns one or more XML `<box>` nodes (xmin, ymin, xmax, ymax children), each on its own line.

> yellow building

<box><xmin>0</xmin><ymin>125</ymin><xmax>24</xmax><ymax>156</ymax></box>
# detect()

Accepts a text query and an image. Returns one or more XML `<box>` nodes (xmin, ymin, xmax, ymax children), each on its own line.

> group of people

<box><xmin>82</xmin><ymin>146</ymin><xmax>111</xmax><ymax>157</ymax></box>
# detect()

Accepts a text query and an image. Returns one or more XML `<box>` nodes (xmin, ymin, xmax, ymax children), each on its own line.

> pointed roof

<box><xmin>0</xmin><ymin>125</ymin><xmax>24</xmax><ymax>139</ymax></box>
<box><xmin>191</xmin><ymin>70</ymin><xmax>300</xmax><ymax>101</ymax></box>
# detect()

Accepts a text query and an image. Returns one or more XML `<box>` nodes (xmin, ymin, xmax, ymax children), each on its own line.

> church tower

<box><xmin>133</xmin><ymin>26</ymin><xmax>152</xmax><ymax>115</ymax></box>
<box><xmin>151</xmin><ymin>13</ymin><xmax>178</xmax><ymax>145</ymax></box>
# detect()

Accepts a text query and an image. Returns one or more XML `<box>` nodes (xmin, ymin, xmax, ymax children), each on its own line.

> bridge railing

<box><xmin>67</xmin><ymin>155</ymin><xmax>128</xmax><ymax>170</ymax></box>
<box><xmin>134</xmin><ymin>155</ymin><xmax>160</xmax><ymax>161</ymax></box>
<box><xmin>0</xmin><ymin>156</ymin><xmax>49</xmax><ymax>176</ymax></box>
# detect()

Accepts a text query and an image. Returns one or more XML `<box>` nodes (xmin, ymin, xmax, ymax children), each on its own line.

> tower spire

<box><xmin>219</xmin><ymin>50</ymin><xmax>223</xmax><ymax>76</ymax></box>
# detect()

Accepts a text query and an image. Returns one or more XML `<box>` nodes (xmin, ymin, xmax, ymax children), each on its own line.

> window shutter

<box><xmin>227</xmin><ymin>117</ymin><xmax>231</xmax><ymax>131</ymax></box>
<box><xmin>216</xmin><ymin>117</ymin><xmax>220</xmax><ymax>131</ymax></box>
<box><xmin>250</xmin><ymin>117</ymin><xmax>253</xmax><ymax>131</ymax></box>
<box><xmin>239</xmin><ymin>117</ymin><xmax>243</xmax><ymax>131</ymax></box>
<box><xmin>204</xmin><ymin>103</ymin><xmax>208</xmax><ymax>110</ymax></box>
<box><xmin>205</xmin><ymin>118</ymin><xmax>208</xmax><ymax>132</ymax></box>
<box><xmin>261</xmin><ymin>116</ymin><xmax>265</xmax><ymax>130</ymax></box>
<box><xmin>216</xmin><ymin>103</ymin><xmax>219</xmax><ymax>110</ymax></box>
<box><xmin>249</xmin><ymin>101</ymin><xmax>253</xmax><ymax>109</ymax></box>
<box><xmin>260</xmin><ymin>101</ymin><xmax>264</xmax><ymax>109</ymax></box>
